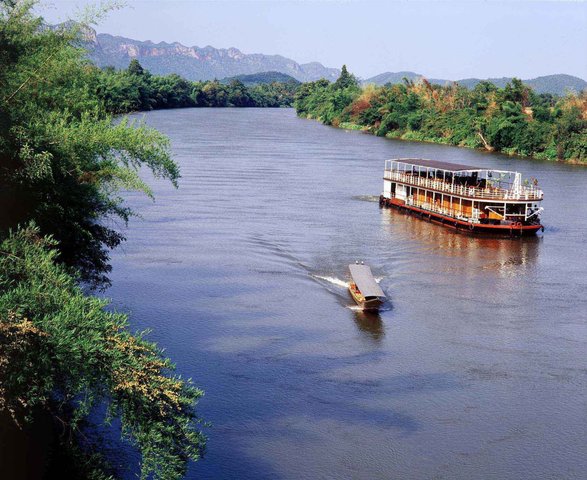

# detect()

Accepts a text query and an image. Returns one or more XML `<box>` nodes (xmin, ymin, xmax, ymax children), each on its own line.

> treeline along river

<box><xmin>107</xmin><ymin>108</ymin><xmax>586</xmax><ymax>479</ymax></box>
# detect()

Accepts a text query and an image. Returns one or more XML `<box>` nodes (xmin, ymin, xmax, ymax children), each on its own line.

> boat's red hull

<box><xmin>380</xmin><ymin>196</ymin><xmax>543</xmax><ymax>237</ymax></box>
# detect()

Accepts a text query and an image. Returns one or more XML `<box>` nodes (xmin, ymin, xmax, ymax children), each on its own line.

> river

<box><xmin>106</xmin><ymin>108</ymin><xmax>587</xmax><ymax>479</ymax></box>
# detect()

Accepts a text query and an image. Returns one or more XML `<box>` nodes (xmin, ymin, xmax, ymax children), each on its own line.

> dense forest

<box><xmin>295</xmin><ymin>66</ymin><xmax>587</xmax><ymax>163</ymax></box>
<box><xmin>96</xmin><ymin>59</ymin><xmax>298</xmax><ymax>113</ymax></box>
<box><xmin>220</xmin><ymin>70</ymin><xmax>300</xmax><ymax>86</ymax></box>
<box><xmin>0</xmin><ymin>3</ymin><xmax>204</xmax><ymax>479</ymax></box>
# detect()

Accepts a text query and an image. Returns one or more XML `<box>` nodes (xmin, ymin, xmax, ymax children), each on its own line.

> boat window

<box><xmin>506</xmin><ymin>204</ymin><xmax>525</xmax><ymax>214</ymax></box>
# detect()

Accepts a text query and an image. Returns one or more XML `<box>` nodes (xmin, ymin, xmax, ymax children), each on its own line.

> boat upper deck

<box><xmin>384</xmin><ymin>158</ymin><xmax>543</xmax><ymax>201</ymax></box>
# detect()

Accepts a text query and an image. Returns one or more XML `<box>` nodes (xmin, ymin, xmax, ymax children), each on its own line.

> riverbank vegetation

<box><xmin>295</xmin><ymin>66</ymin><xmax>587</xmax><ymax>163</ymax></box>
<box><xmin>96</xmin><ymin>59</ymin><xmax>298</xmax><ymax>113</ymax></box>
<box><xmin>0</xmin><ymin>2</ymin><xmax>204</xmax><ymax>478</ymax></box>
<box><xmin>0</xmin><ymin>226</ymin><xmax>205</xmax><ymax>479</ymax></box>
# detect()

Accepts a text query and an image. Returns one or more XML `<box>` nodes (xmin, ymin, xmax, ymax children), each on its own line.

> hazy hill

<box><xmin>456</xmin><ymin>74</ymin><xmax>587</xmax><ymax>95</ymax></box>
<box><xmin>362</xmin><ymin>71</ymin><xmax>452</xmax><ymax>86</ymax></box>
<box><xmin>362</xmin><ymin>71</ymin><xmax>422</xmax><ymax>85</ymax></box>
<box><xmin>220</xmin><ymin>71</ymin><xmax>300</xmax><ymax>85</ymax></box>
<box><xmin>84</xmin><ymin>28</ymin><xmax>339</xmax><ymax>82</ymax></box>
<box><xmin>364</xmin><ymin>72</ymin><xmax>587</xmax><ymax>95</ymax></box>
<box><xmin>80</xmin><ymin>25</ymin><xmax>585</xmax><ymax>95</ymax></box>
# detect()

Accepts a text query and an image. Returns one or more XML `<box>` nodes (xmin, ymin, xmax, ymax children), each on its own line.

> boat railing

<box><xmin>384</xmin><ymin>170</ymin><xmax>543</xmax><ymax>201</ymax></box>
<box><xmin>405</xmin><ymin>196</ymin><xmax>474</xmax><ymax>222</ymax></box>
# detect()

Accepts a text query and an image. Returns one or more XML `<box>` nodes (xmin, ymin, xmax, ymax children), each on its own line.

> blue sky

<box><xmin>39</xmin><ymin>1</ymin><xmax>587</xmax><ymax>80</ymax></box>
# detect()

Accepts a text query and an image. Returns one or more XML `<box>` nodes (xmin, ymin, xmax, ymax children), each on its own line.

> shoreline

<box><xmin>312</xmin><ymin>118</ymin><xmax>587</xmax><ymax>166</ymax></box>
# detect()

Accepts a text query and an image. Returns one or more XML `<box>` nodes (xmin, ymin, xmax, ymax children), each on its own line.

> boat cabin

<box><xmin>348</xmin><ymin>263</ymin><xmax>386</xmax><ymax>311</ymax></box>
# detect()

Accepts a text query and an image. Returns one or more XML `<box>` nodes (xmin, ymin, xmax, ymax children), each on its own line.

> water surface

<box><xmin>108</xmin><ymin>108</ymin><xmax>587</xmax><ymax>479</ymax></box>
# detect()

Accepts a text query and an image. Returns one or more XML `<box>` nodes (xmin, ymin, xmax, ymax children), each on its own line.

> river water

<box><xmin>107</xmin><ymin>108</ymin><xmax>587</xmax><ymax>479</ymax></box>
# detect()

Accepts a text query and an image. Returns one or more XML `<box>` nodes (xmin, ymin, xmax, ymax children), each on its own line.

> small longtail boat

<box><xmin>379</xmin><ymin>158</ymin><xmax>544</xmax><ymax>236</ymax></box>
<box><xmin>348</xmin><ymin>263</ymin><xmax>386</xmax><ymax>311</ymax></box>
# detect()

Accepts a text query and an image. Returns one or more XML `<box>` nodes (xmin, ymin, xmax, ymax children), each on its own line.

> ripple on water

<box><xmin>107</xmin><ymin>108</ymin><xmax>587</xmax><ymax>480</ymax></box>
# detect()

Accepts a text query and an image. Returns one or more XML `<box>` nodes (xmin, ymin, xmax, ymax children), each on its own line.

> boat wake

<box><xmin>246</xmin><ymin>234</ymin><xmax>390</xmax><ymax>310</ymax></box>
<box><xmin>310</xmin><ymin>273</ymin><xmax>393</xmax><ymax>313</ymax></box>
<box><xmin>351</xmin><ymin>195</ymin><xmax>380</xmax><ymax>203</ymax></box>
<box><xmin>312</xmin><ymin>275</ymin><xmax>349</xmax><ymax>289</ymax></box>
<box><xmin>325</xmin><ymin>273</ymin><xmax>383</xmax><ymax>284</ymax></box>
<box><xmin>346</xmin><ymin>305</ymin><xmax>364</xmax><ymax>311</ymax></box>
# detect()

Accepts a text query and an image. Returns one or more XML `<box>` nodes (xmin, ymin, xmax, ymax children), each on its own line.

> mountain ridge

<box><xmin>363</xmin><ymin>71</ymin><xmax>587</xmax><ymax>95</ymax></box>
<box><xmin>220</xmin><ymin>71</ymin><xmax>300</xmax><ymax>85</ymax></box>
<box><xmin>81</xmin><ymin>27</ymin><xmax>586</xmax><ymax>95</ymax></box>
<box><xmin>84</xmin><ymin>28</ymin><xmax>340</xmax><ymax>82</ymax></box>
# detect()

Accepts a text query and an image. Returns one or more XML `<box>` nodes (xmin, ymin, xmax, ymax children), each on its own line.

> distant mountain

<box><xmin>456</xmin><ymin>75</ymin><xmax>587</xmax><ymax>95</ymax></box>
<box><xmin>84</xmin><ymin>28</ymin><xmax>339</xmax><ymax>82</ymax></box>
<box><xmin>80</xmin><ymin>26</ymin><xmax>586</xmax><ymax>94</ymax></box>
<box><xmin>220</xmin><ymin>71</ymin><xmax>300</xmax><ymax>85</ymax></box>
<box><xmin>362</xmin><ymin>71</ymin><xmax>422</xmax><ymax>85</ymax></box>
<box><xmin>363</xmin><ymin>72</ymin><xmax>587</xmax><ymax>96</ymax></box>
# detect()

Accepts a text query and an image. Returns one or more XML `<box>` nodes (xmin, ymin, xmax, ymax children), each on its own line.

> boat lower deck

<box><xmin>380</xmin><ymin>196</ymin><xmax>543</xmax><ymax>236</ymax></box>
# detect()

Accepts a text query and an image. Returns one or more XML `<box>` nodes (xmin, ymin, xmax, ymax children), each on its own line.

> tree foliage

<box><xmin>333</xmin><ymin>64</ymin><xmax>358</xmax><ymax>90</ymax></box>
<box><xmin>294</xmin><ymin>67</ymin><xmax>587</xmax><ymax>163</ymax></box>
<box><xmin>95</xmin><ymin>61</ymin><xmax>299</xmax><ymax>113</ymax></box>
<box><xmin>1</xmin><ymin>3</ymin><xmax>297</xmax><ymax>286</ymax></box>
<box><xmin>0</xmin><ymin>2</ymin><xmax>206</xmax><ymax>478</ymax></box>
<box><xmin>0</xmin><ymin>1</ymin><xmax>181</xmax><ymax>286</ymax></box>
<box><xmin>294</xmin><ymin>68</ymin><xmax>360</xmax><ymax>126</ymax></box>
<box><xmin>0</xmin><ymin>226</ymin><xmax>205</xmax><ymax>480</ymax></box>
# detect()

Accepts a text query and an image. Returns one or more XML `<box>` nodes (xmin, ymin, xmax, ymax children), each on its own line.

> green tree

<box><xmin>0</xmin><ymin>226</ymin><xmax>205</xmax><ymax>480</ymax></box>
<box><xmin>227</xmin><ymin>79</ymin><xmax>253</xmax><ymax>107</ymax></box>
<box><xmin>502</xmin><ymin>78</ymin><xmax>530</xmax><ymax>106</ymax></box>
<box><xmin>553</xmin><ymin>103</ymin><xmax>586</xmax><ymax>159</ymax></box>
<box><xmin>334</xmin><ymin>64</ymin><xmax>358</xmax><ymax>90</ymax></box>
<box><xmin>127</xmin><ymin>58</ymin><xmax>145</xmax><ymax>76</ymax></box>
<box><xmin>0</xmin><ymin>2</ymin><xmax>206</xmax><ymax>478</ymax></box>
<box><xmin>0</xmin><ymin>1</ymin><xmax>178</xmax><ymax>286</ymax></box>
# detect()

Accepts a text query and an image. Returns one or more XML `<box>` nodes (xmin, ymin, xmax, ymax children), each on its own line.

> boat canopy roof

<box><xmin>391</xmin><ymin>158</ymin><xmax>488</xmax><ymax>172</ymax></box>
<box><xmin>349</xmin><ymin>264</ymin><xmax>385</xmax><ymax>298</ymax></box>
